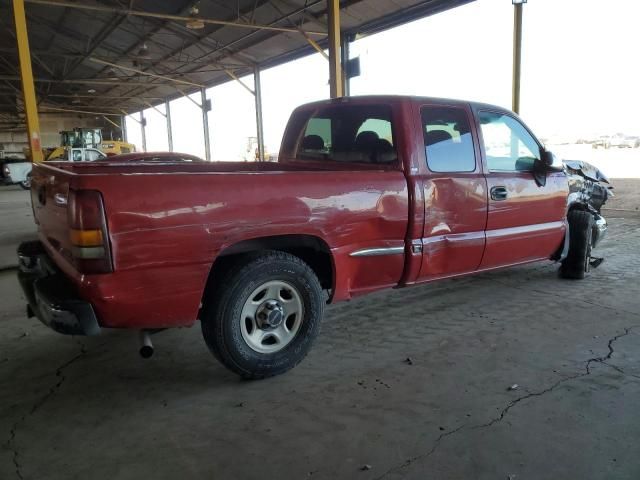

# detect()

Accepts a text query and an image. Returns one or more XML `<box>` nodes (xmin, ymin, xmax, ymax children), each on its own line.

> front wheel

<box><xmin>201</xmin><ymin>251</ymin><xmax>324</xmax><ymax>379</ymax></box>
<box><xmin>560</xmin><ymin>210</ymin><xmax>595</xmax><ymax>279</ymax></box>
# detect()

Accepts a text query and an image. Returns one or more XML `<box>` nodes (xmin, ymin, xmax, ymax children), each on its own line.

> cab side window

<box><xmin>478</xmin><ymin>111</ymin><xmax>541</xmax><ymax>172</ymax></box>
<box><xmin>421</xmin><ymin>106</ymin><xmax>476</xmax><ymax>172</ymax></box>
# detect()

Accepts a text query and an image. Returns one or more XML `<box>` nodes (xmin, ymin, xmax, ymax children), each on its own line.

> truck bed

<box><xmin>31</xmin><ymin>160</ymin><xmax>410</xmax><ymax>329</ymax></box>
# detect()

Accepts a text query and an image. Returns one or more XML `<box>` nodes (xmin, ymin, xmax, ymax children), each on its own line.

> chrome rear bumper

<box><xmin>17</xmin><ymin>240</ymin><xmax>101</xmax><ymax>336</ymax></box>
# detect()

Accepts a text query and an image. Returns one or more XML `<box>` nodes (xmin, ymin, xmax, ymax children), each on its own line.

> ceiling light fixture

<box><xmin>186</xmin><ymin>5</ymin><xmax>205</xmax><ymax>30</ymax></box>
<box><xmin>136</xmin><ymin>43</ymin><xmax>151</xmax><ymax>60</ymax></box>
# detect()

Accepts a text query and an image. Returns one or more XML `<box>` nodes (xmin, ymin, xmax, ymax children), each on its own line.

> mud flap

<box><xmin>590</xmin><ymin>257</ymin><xmax>604</xmax><ymax>269</ymax></box>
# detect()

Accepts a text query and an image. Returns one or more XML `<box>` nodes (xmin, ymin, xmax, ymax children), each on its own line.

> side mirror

<box><xmin>533</xmin><ymin>150</ymin><xmax>563</xmax><ymax>187</ymax></box>
<box><xmin>541</xmin><ymin>149</ymin><xmax>554</xmax><ymax>167</ymax></box>
<box><xmin>540</xmin><ymin>149</ymin><xmax>563</xmax><ymax>171</ymax></box>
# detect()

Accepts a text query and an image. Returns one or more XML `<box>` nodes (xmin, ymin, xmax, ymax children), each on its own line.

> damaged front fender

<box><xmin>564</xmin><ymin>159</ymin><xmax>614</xmax><ymax>213</ymax></box>
<box><xmin>564</xmin><ymin>159</ymin><xmax>612</xmax><ymax>248</ymax></box>
<box><xmin>553</xmin><ymin>160</ymin><xmax>613</xmax><ymax>262</ymax></box>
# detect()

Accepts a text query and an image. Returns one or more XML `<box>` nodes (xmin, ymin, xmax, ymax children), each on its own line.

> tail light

<box><xmin>67</xmin><ymin>189</ymin><xmax>113</xmax><ymax>273</ymax></box>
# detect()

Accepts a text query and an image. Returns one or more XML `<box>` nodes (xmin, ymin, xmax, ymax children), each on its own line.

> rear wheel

<box><xmin>201</xmin><ymin>251</ymin><xmax>324</xmax><ymax>379</ymax></box>
<box><xmin>560</xmin><ymin>210</ymin><xmax>595</xmax><ymax>279</ymax></box>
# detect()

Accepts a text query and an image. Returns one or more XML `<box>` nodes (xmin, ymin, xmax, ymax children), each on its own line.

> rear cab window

<box><xmin>282</xmin><ymin>104</ymin><xmax>398</xmax><ymax>166</ymax></box>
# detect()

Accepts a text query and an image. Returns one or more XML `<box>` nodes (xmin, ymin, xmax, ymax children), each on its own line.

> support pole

<box><xmin>12</xmin><ymin>0</ymin><xmax>43</xmax><ymax>162</ymax></box>
<box><xmin>121</xmin><ymin>115</ymin><xmax>127</xmax><ymax>142</ymax></box>
<box><xmin>327</xmin><ymin>0</ymin><xmax>343</xmax><ymax>98</ymax></box>
<box><xmin>341</xmin><ymin>35</ymin><xmax>350</xmax><ymax>97</ymax></box>
<box><xmin>512</xmin><ymin>1</ymin><xmax>524</xmax><ymax>114</ymax></box>
<box><xmin>165</xmin><ymin>100</ymin><xmax>173</xmax><ymax>152</ymax></box>
<box><xmin>201</xmin><ymin>88</ymin><xmax>211</xmax><ymax>161</ymax></box>
<box><xmin>254</xmin><ymin>66</ymin><xmax>265</xmax><ymax>162</ymax></box>
<box><xmin>140</xmin><ymin>111</ymin><xmax>147</xmax><ymax>152</ymax></box>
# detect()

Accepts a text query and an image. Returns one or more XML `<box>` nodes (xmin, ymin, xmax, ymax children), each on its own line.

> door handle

<box><xmin>490</xmin><ymin>186</ymin><xmax>508</xmax><ymax>201</ymax></box>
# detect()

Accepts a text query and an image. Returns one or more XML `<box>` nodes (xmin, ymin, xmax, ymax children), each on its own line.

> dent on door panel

<box><xmin>419</xmin><ymin>176</ymin><xmax>488</xmax><ymax>279</ymax></box>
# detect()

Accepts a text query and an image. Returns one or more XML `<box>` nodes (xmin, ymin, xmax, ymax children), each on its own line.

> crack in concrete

<box><xmin>372</xmin><ymin>424</ymin><xmax>466</xmax><ymax>480</ymax></box>
<box><xmin>6</xmin><ymin>341</ymin><xmax>87</xmax><ymax>480</ymax></box>
<box><xmin>476</xmin><ymin>327</ymin><xmax>636</xmax><ymax>431</ymax></box>
<box><xmin>374</xmin><ymin>326</ymin><xmax>637</xmax><ymax>480</ymax></box>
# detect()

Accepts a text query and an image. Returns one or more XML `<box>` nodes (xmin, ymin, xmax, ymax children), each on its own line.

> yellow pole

<box><xmin>512</xmin><ymin>2</ymin><xmax>523</xmax><ymax>114</ymax></box>
<box><xmin>12</xmin><ymin>0</ymin><xmax>43</xmax><ymax>162</ymax></box>
<box><xmin>328</xmin><ymin>0</ymin><xmax>343</xmax><ymax>98</ymax></box>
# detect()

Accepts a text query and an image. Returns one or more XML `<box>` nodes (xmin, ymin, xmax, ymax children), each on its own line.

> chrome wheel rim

<box><xmin>240</xmin><ymin>280</ymin><xmax>303</xmax><ymax>354</ymax></box>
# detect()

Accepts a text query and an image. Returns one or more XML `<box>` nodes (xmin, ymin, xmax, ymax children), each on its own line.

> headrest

<box><xmin>301</xmin><ymin>134</ymin><xmax>324</xmax><ymax>150</ymax></box>
<box><xmin>355</xmin><ymin>131</ymin><xmax>380</xmax><ymax>148</ymax></box>
<box><xmin>425</xmin><ymin>130</ymin><xmax>453</xmax><ymax>146</ymax></box>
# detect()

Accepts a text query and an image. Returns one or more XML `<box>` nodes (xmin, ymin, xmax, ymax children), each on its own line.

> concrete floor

<box><xmin>0</xmin><ymin>186</ymin><xmax>35</xmax><ymax>270</ymax></box>
<box><xmin>1</xmin><ymin>183</ymin><xmax>639</xmax><ymax>480</ymax></box>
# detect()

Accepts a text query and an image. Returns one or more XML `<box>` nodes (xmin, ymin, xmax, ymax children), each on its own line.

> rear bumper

<box><xmin>17</xmin><ymin>240</ymin><xmax>101</xmax><ymax>336</ymax></box>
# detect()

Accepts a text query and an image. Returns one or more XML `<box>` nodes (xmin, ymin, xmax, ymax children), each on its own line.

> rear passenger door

<box><xmin>416</xmin><ymin>104</ymin><xmax>488</xmax><ymax>281</ymax></box>
<box><xmin>477</xmin><ymin>110</ymin><xmax>567</xmax><ymax>269</ymax></box>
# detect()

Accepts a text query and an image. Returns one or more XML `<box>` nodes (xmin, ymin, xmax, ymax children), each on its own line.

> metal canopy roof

<box><xmin>0</xmin><ymin>0</ymin><xmax>472</xmax><ymax>122</ymax></box>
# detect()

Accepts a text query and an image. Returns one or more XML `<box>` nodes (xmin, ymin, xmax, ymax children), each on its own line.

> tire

<box><xmin>560</xmin><ymin>210</ymin><xmax>595</xmax><ymax>279</ymax></box>
<box><xmin>19</xmin><ymin>173</ymin><xmax>31</xmax><ymax>190</ymax></box>
<box><xmin>201</xmin><ymin>251</ymin><xmax>324</xmax><ymax>379</ymax></box>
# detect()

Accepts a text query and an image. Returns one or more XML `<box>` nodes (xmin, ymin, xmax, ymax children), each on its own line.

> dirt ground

<box><xmin>606</xmin><ymin>178</ymin><xmax>640</xmax><ymax>212</ymax></box>
<box><xmin>0</xmin><ymin>181</ymin><xmax>639</xmax><ymax>480</ymax></box>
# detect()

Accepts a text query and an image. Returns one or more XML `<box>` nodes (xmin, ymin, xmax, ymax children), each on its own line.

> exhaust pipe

<box><xmin>139</xmin><ymin>330</ymin><xmax>154</xmax><ymax>359</ymax></box>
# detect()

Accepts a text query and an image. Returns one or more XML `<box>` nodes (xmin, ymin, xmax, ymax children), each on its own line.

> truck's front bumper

<box><xmin>593</xmin><ymin>213</ymin><xmax>607</xmax><ymax>248</ymax></box>
<box><xmin>17</xmin><ymin>240</ymin><xmax>101</xmax><ymax>336</ymax></box>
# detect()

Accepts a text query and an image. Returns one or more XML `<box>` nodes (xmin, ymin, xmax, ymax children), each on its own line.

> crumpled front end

<box><xmin>563</xmin><ymin>160</ymin><xmax>613</xmax><ymax>248</ymax></box>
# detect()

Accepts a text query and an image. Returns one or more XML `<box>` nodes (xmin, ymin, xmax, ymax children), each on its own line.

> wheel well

<box><xmin>568</xmin><ymin>202</ymin><xmax>588</xmax><ymax>213</ymax></box>
<box><xmin>206</xmin><ymin>235</ymin><xmax>334</xmax><ymax>293</ymax></box>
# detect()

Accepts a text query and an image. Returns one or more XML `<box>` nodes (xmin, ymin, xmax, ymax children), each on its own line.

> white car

<box><xmin>2</xmin><ymin>148</ymin><xmax>106</xmax><ymax>190</ymax></box>
<box><xmin>2</xmin><ymin>160</ymin><xmax>32</xmax><ymax>190</ymax></box>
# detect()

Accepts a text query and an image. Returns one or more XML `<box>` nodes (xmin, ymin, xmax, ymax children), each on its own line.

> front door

<box><xmin>476</xmin><ymin>110</ymin><xmax>568</xmax><ymax>269</ymax></box>
<box><xmin>416</xmin><ymin>103</ymin><xmax>488</xmax><ymax>281</ymax></box>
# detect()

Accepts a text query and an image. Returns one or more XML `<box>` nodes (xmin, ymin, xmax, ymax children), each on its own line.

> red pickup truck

<box><xmin>18</xmin><ymin>96</ymin><xmax>610</xmax><ymax>379</ymax></box>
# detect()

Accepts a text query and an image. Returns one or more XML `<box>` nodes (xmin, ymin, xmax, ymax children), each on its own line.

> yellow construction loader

<box><xmin>46</xmin><ymin>128</ymin><xmax>135</xmax><ymax>160</ymax></box>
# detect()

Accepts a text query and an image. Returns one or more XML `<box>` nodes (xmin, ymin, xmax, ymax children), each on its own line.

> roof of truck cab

<box><xmin>295</xmin><ymin>95</ymin><xmax>513</xmax><ymax>115</ymax></box>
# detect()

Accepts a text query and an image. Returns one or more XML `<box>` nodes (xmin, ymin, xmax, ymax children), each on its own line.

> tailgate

<box><xmin>30</xmin><ymin>163</ymin><xmax>75</xmax><ymax>266</ymax></box>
